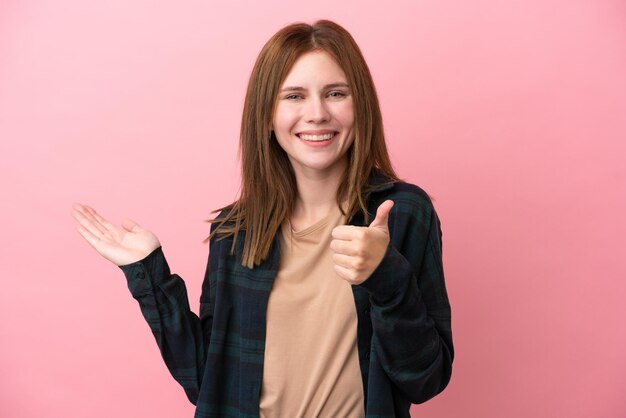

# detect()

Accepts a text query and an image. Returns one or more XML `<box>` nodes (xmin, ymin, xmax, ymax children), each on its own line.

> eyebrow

<box><xmin>279</xmin><ymin>82</ymin><xmax>350</xmax><ymax>92</ymax></box>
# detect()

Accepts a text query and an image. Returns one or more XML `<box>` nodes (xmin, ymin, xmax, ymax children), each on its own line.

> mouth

<box><xmin>296</xmin><ymin>132</ymin><xmax>338</xmax><ymax>142</ymax></box>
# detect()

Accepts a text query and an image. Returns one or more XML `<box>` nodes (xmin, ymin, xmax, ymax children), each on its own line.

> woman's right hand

<box><xmin>71</xmin><ymin>203</ymin><xmax>161</xmax><ymax>266</ymax></box>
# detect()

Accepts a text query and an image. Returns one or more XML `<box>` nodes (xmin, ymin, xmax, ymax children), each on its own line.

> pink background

<box><xmin>1</xmin><ymin>0</ymin><xmax>625</xmax><ymax>416</ymax></box>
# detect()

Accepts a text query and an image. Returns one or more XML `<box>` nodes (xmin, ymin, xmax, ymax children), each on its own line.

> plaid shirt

<box><xmin>120</xmin><ymin>172</ymin><xmax>453</xmax><ymax>418</ymax></box>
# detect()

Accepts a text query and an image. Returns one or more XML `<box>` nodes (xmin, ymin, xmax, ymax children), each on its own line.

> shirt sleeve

<box><xmin>119</xmin><ymin>245</ymin><xmax>212</xmax><ymax>405</ymax></box>
<box><xmin>357</xmin><ymin>192</ymin><xmax>454</xmax><ymax>404</ymax></box>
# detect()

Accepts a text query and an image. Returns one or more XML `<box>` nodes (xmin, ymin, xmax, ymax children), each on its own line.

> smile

<box><xmin>297</xmin><ymin>132</ymin><xmax>337</xmax><ymax>142</ymax></box>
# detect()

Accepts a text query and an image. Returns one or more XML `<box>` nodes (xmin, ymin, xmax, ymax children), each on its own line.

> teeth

<box><xmin>299</xmin><ymin>133</ymin><xmax>335</xmax><ymax>141</ymax></box>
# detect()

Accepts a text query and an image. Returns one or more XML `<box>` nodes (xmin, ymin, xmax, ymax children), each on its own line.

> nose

<box><xmin>304</xmin><ymin>96</ymin><xmax>330</xmax><ymax>123</ymax></box>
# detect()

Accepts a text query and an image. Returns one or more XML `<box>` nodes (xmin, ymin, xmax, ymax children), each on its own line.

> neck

<box><xmin>290</xmin><ymin>160</ymin><xmax>347</xmax><ymax>228</ymax></box>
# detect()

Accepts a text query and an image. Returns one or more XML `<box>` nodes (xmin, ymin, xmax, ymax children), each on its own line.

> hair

<box><xmin>204</xmin><ymin>19</ymin><xmax>398</xmax><ymax>268</ymax></box>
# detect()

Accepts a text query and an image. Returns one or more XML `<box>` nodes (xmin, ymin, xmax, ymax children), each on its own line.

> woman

<box><xmin>72</xmin><ymin>20</ymin><xmax>453</xmax><ymax>418</ymax></box>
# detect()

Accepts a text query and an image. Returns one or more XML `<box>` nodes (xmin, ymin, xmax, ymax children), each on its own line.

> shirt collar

<box><xmin>367</xmin><ymin>170</ymin><xmax>396</xmax><ymax>195</ymax></box>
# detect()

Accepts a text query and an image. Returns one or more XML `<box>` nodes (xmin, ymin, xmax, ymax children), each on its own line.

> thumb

<box><xmin>121</xmin><ymin>218</ymin><xmax>142</xmax><ymax>233</ymax></box>
<box><xmin>369</xmin><ymin>200</ymin><xmax>394</xmax><ymax>230</ymax></box>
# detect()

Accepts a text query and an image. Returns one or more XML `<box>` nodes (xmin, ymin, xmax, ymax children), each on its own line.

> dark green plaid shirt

<box><xmin>120</xmin><ymin>172</ymin><xmax>453</xmax><ymax>418</ymax></box>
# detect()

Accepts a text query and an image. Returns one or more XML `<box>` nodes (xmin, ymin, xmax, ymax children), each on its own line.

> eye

<box><xmin>328</xmin><ymin>91</ymin><xmax>347</xmax><ymax>98</ymax></box>
<box><xmin>285</xmin><ymin>94</ymin><xmax>302</xmax><ymax>100</ymax></box>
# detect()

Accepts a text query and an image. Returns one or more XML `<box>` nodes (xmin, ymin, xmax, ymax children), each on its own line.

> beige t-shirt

<box><xmin>259</xmin><ymin>205</ymin><xmax>365</xmax><ymax>418</ymax></box>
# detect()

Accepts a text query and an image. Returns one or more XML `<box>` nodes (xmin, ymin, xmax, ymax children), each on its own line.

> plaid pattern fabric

<box><xmin>120</xmin><ymin>172</ymin><xmax>453</xmax><ymax>418</ymax></box>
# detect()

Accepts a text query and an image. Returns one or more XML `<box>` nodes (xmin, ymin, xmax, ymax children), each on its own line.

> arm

<box><xmin>70</xmin><ymin>203</ymin><xmax>213</xmax><ymax>405</ymax></box>
<box><xmin>119</xmin><ymin>245</ymin><xmax>212</xmax><ymax>405</ymax></box>
<box><xmin>358</xmin><ymin>195</ymin><xmax>453</xmax><ymax>404</ymax></box>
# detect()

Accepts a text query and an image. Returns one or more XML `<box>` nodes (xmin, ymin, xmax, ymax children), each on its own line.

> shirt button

<box><xmin>137</xmin><ymin>271</ymin><xmax>146</xmax><ymax>279</ymax></box>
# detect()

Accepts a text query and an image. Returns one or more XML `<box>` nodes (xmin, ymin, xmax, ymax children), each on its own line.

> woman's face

<box><xmin>272</xmin><ymin>50</ymin><xmax>355</xmax><ymax>180</ymax></box>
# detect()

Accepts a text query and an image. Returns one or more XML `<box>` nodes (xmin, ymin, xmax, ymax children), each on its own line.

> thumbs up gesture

<box><xmin>330</xmin><ymin>200</ymin><xmax>394</xmax><ymax>285</ymax></box>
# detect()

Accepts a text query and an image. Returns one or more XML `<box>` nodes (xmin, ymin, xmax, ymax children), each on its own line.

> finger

<box><xmin>332</xmin><ymin>253</ymin><xmax>360</xmax><ymax>270</ymax></box>
<box><xmin>72</xmin><ymin>207</ymin><xmax>107</xmax><ymax>239</ymax></box>
<box><xmin>331</xmin><ymin>225</ymin><xmax>364</xmax><ymax>241</ymax></box>
<box><xmin>73</xmin><ymin>204</ymin><xmax>109</xmax><ymax>236</ymax></box>
<box><xmin>75</xmin><ymin>222</ymin><xmax>102</xmax><ymax>249</ymax></box>
<box><xmin>85</xmin><ymin>206</ymin><xmax>116</xmax><ymax>232</ymax></box>
<box><xmin>369</xmin><ymin>200</ymin><xmax>394</xmax><ymax>230</ymax></box>
<box><xmin>121</xmin><ymin>218</ymin><xmax>142</xmax><ymax>233</ymax></box>
<box><xmin>83</xmin><ymin>205</ymin><xmax>141</xmax><ymax>235</ymax></box>
<box><xmin>333</xmin><ymin>264</ymin><xmax>356</xmax><ymax>282</ymax></box>
<box><xmin>330</xmin><ymin>238</ymin><xmax>359</xmax><ymax>256</ymax></box>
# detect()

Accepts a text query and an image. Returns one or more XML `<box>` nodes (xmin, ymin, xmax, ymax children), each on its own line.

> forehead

<box><xmin>281</xmin><ymin>50</ymin><xmax>347</xmax><ymax>85</ymax></box>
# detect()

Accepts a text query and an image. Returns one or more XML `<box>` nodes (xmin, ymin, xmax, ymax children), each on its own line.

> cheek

<box><xmin>336</xmin><ymin>102</ymin><xmax>355</xmax><ymax>127</ymax></box>
<box><xmin>273</xmin><ymin>105</ymin><xmax>298</xmax><ymax>132</ymax></box>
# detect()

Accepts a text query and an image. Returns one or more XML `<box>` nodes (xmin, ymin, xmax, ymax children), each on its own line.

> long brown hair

<box><xmin>205</xmin><ymin>19</ymin><xmax>398</xmax><ymax>268</ymax></box>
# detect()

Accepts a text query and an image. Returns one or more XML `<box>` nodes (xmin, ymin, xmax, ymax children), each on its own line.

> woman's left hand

<box><xmin>330</xmin><ymin>200</ymin><xmax>394</xmax><ymax>285</ymax></box>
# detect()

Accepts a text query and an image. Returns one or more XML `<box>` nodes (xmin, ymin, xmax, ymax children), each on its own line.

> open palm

<box><xmin>71</xmin><ymin>203</ymin><xmax>161</xmax><ymax>266</ymax></box>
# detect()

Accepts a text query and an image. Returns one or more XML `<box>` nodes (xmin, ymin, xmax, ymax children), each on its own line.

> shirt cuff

<box><xmin>118</xmin><ymin>246</ymin><xmax>170</xmax><ymax>298</ymax></box>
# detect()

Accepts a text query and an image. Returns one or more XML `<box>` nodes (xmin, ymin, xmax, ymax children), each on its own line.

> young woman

<box><xmin>72</xmin><ymin>20</ymin><xmax>453</xmax><ymax>418</ymax></box>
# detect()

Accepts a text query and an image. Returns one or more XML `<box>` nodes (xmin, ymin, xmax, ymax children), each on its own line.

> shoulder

<box><xmin>208</xmin><ymin>208</ymin><xmax>239</xmax><ymax>256</ymax></box>
<box><xmin>369</xmin><ymin>177</ymin><xmax>436</xmax><ymax>220</ymax></box>
<box><xmin>210</xmin><ymin>208</ymin><xmax>233</xmax><ymax>233</ymax></box>
<box><xmin>365</xmin><ymin>177</ymin><xmax>442</xmax><ymax>253</ymax></box>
